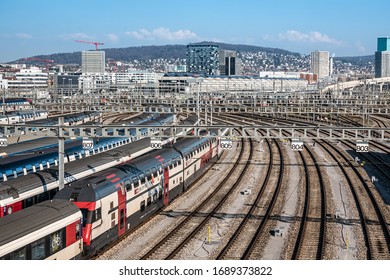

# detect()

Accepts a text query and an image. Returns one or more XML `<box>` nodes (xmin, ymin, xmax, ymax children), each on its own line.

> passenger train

<box><xmin>0</xmin><ymin>98</ymin><xmax>32</xmax><ymax>112</ymax></box>
<box><xmin>0</xmin><ymin>114</ymin><xmax>176</xmax><ymax>216</ymax></box>
<box><xmin>0</xmin><ymin>110</ymin><xmax>48</xmax><ymax>125</ymax></box>
<box><xmin>0</xmin><ymin>134</ymin><xmax>221</xmax><ymax>259</ymax></box>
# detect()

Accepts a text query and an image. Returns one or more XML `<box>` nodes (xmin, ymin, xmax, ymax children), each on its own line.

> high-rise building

<box><xmin>375</xmin><ymin>37</ymin><xmax>390</xmax><ymax>78</ymax></box>
<box><xmin>219</xmin><ymin>50</ymin><xmax>242</xmax><ymax>76</ymax></box>
<box><xmin>186</xmin><ymin>43</ymin><xmax>219</xmax><ymax>75</ymax></box>
<box><xmin>310</xmin><ymin>51</ymin><xmax>329</xmax><ymax>79</ymax></box>
<box><xmin>82</xmin><ymin>51</ymin><xmax>105</xmax><ymax>74</ymax></box>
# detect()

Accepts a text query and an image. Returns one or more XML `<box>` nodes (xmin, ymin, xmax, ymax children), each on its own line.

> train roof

<box><xmin>0</xmin><ymin>137</ymin><xmax>151</xmax><ymax>203</ymax></box>
<box><xmin>173</xmin><ymin>137</ymin><xmax>212</xmax><ymax>156</ymax></box>
<box><xmin>0</xmin><ymin>199</ymin><xmax>80</xmax><ymax>247</ymax></box>
<box><xmin>55</xmin><ymin>144</ymin><xmax>181</xmax><ymax>202</ymax></box>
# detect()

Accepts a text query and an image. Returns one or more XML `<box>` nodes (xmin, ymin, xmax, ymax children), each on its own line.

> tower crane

<box><xmin>75</xmin><ymin>40</ymin><xmax>104</xmax><ymax>50</ymax></box>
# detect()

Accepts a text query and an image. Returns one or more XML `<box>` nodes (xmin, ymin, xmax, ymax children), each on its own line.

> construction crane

<box><xmin>75</xmin><ymin>40</ymin><xmax>104</xmax><ymax>50</ymax></box>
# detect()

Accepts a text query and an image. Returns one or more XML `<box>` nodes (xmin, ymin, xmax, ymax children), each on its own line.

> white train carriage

<box><xmin>0</xmin><ymin>200</ymin><xmax>83</xmax><ymax>260</ymax></box>
<box><xmin>54</xmin><ymin>136</ymin><xmax>221</xmax><ymax>257</ymax></box>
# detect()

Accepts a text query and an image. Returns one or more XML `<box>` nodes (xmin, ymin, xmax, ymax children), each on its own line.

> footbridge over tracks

<box><xmin>1</xmin><ymin>123</ymin><xmax>389</xmax><ymax>141</ymax></box>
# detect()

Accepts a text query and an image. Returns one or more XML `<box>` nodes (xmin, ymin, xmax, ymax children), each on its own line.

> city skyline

<box><xmin>1</xmin><ymin>0</ymin><xmax>389</xmax><ymax>63</ymax></box>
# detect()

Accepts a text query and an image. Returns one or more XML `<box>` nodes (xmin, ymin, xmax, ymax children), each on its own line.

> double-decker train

<box><xmin>0</xmin><ymin>134</ymin><xmax>222</xmax><ymax>259</ymax></box>
<box><xmin>0</xmin><ymin>113</ymin><xmax>177</xmax><ymax>217</ymax></box>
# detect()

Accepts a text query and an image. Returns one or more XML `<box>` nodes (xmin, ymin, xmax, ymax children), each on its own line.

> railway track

<box><xmin>254</xmin><ymin>114</ymin><xmax>390</xmax><ymax>259</ymax></box>
<box><xmin>291</xmin><ymin>146</ymin><xmax>326</xmax><ymax>259</ymax></box>
<box><xmin>223</xmin><ymin>114</ymin><xmax>327</xmax><ymax>259</ymax></box>
<box><xmin>140</xmin><ymin>130</ymin><xmax>252</xmax><ymax>260</ymax></box>
<box><xmin>215</xmin><ymin>136</ymin><xmax>274</xmax><ymax>260</ymax></box>
<box><xmin>233</xmin><ymin>113</ymin><xmax>390</xmax><ymax>259</ymax></box>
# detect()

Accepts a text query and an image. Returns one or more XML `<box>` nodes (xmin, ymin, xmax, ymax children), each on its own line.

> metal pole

<box><xmin>58</xmin><ymin>116</ymin><xmax>65</xmax><ymax>190</ymax></box>
<box><xmin>197</xmin><ymin>81</ymin><xmax>200</xmax><ymax>122</ymax></box>
<box><xmin>210</xmin><ymin>100</ymin><xmax>213</xmax><ymax>125</ymax></box>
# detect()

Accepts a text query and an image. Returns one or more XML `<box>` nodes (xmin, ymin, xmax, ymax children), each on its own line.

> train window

<box><xmin>120</xmin><ymin>209</ymin><xmax>125</xmax><ymax>229</ymax></box>
<box><xmin>37</xmin><ymin>192</ymin><xmax>49</xmax><ymax>203</ymax></box>
<box><xmin>180</xmin><ymin>177</ymin><xmax>182</xmax><ymax>182</ymax></box>
<box><xmin>132</xmin><ymin>176</ymin><xmax>139</xmax><ymax>188</ymax></box>
<box><xmin>80</xmin><ymin>209</ymin><xmax>88</xmax><ymax>225</ymax></box>
<box><xmin>140</xmin><ymin>176</ymin><xmax>145</xmax><ymax>185</ymax></box>
<box><xmin>147</xmin><ymin>197</ymin><xmax>151</xmax><ymax>207</ymax></box>
<box><xmin>158</xmin><ymin>189</ymin><xmax>163</xmax><ymax>199</ymax></box>
<box><xmin>31</xmin><ymin>238</ymin><xmax>46</xmax><ymax>260</ymax></box>
<box><xmin>24</xmin><ymin>196</ymin><xmax>34</xmax><ymax>208</ymax></box>
<box><xmin>145</xmin><ymin>170</ymin><xmax>152</xmax><ymax>181</ymax></box>
<box><xmin>92</xmin><ymin>208</ymin><xmax>101</xmax><ymax>223</ymax></box>
<box><xmin>178</xmin><ymin>159</ymin><xmax>182</xmax><ymax>165</ymax></box>
<box><xmin>152</xmin><ymin>167</ymin><xmax>158</xmax><ymax>178</ymax></box>
<box><xmin>49</xmin><ymin>230</ymin><xmax>64</xmax><ymax>255</ymax></box>
<box><xmin>124</xmin><ymin>179</ymin><xmax>131</xmax><ymax>191</ymax></box>
<box><xmin>110</xmin><ymin>201</ymin><xmax>114</xmax><ymax>209</ymax></box>
<box><xmin>10</xmin><ymin>247</ymin><xmax>26</xmax><ymax>260</ymax></box>
<box><xmin>111</xmin><ymin>212</ymin><xmax>115</xmax><ymax>220</ymax></box>
<box><xmin>153</xmin><ymin>193</ymin><xmax>157</xmax><ymax>203</ymax></box>
<box><xmin>140</xmin><ymin>200</ymin><xmax>145</xmax><ymax>212</ymax></box>
<box><xmin>76</xmin><ymin>222</ymin><xmax>81</xmax><ymax>240</ymax></box>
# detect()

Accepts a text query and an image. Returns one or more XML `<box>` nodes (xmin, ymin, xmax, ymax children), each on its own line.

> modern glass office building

<box><xmin>375</xmin><ymin>37</ymin><xmax>390</xmax><ymax>78</ymax></box>
<box><xmin>186</xmin><ymin>44</ymin><xmax>219</xmax><ymax>75</ymax></box>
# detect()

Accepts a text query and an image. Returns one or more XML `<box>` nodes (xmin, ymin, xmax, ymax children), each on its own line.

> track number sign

<box><xmin>82</xmin><ymin>139</ymin><xmax>94</xmax><ymax>149</ymax></box>
<box><xmin>220</xmin><ymin>138</ymin><xmax>233</xmax><ymax>149</ymax></box>
<box><xmin>151</xmin><ymin>138</ymin><xmax>162</xmax><ymax>149</ymax></box>
<box><xmin>0</xmin><ymin>137</ymin><xmax>7</xmax><ymax>147</ymax></box>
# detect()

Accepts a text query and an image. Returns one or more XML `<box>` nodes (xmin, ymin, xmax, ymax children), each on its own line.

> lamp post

<box><xmin>61</xmin><ymin>77</ymin><xmax>65</xmax><ymax>115</ymax></box>
<box><xmin>69</xmin><ymin>78</ymin><xmax>72</xmax><ymax>113</ymax></box>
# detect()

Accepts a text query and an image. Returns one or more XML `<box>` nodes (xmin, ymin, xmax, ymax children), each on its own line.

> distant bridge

<box><xmin>321</xmin><ymin>77</ymin><xmax>390</xmax><ymax>93</ymax></box>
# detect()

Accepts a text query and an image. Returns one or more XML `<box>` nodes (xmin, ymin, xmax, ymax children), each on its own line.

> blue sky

<box><xmin>0</xmin><ymin>0</ymin><xmax>388</xmax><ymax>62</ymax></box>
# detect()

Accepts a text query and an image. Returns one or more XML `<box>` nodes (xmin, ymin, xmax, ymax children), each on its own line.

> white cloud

<box><xmin>265</xmin><ymin>30</ymin><xmax>342</xmax><ymax>45</ymax></box>
<box><xmin>15</xmin><ymin>33</ymin><xmax>32</xmax><ymax>39</ymax></box>
<box><xmin>126</xmin><ymin>27</ymin><xmax>198</xmax><ymax>41</ymax></box>
<box><xmin>107</xmin><ymin>33</ymin><xmax>119</xmax><ymax>42</ymax></box>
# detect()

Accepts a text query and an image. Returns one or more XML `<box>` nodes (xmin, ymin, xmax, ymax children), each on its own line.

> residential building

<box><xmin>7</xmin><ymin>67</ymin><xmax>48</xmax><ymax>91</ymax></box>
<box><xmin>310</xmin><ymin>51</ymin><xmax>329</xmax><ymax>79</ymax></box>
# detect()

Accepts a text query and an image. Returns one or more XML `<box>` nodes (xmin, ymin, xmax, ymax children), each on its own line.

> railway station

<box><xmin>1</xmin><ymin>79</ymin><xmax>390</xmax><ymax>262</ymax></box>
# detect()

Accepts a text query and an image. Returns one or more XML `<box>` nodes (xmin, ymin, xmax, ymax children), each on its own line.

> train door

<box><xmin>117</xmin><ymin>184</ymin><xmax>126</xmax><ymax>236</ymax></box>
<box><xmin>163</xmin><ymin>167</ymin><xmax>169</xmax><ymax>206</ymax></box>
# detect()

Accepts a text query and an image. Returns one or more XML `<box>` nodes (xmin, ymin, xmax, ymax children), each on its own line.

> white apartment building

<box><xmin>7</xmin><ymin>67</ymin><xmax>48</xmax><ymax>91</ymax></box>
<box><xmin>82</xmin><ymin>51</ymin><xmax>105</xmax><ymax>74</ymax></box>
<box><xmin>310</xmin><ymin>51</ymin><xmax>329</xmax><ymax>79</ymax></box>
<box><xmin>0</xmin><ymin>74</ymin><xmax>8</xmax><ymax>90</ymax></box>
